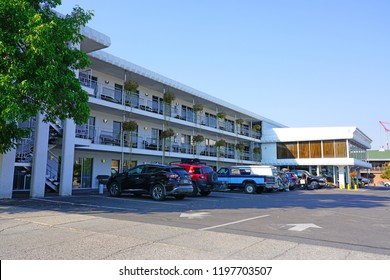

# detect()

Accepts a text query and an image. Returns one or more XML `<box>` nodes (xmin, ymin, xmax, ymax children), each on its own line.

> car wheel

<box><xmin>310</xmin><ymin>181</ymin><xmax>319</xmax><ymax>189</ymax></box>
<box><xmin>385</xmin><ymin>183</ymin><xmax>390</xmax><ymax>187</ymax></box>
<box><xmin>244</xmin><ymin>183</ymin><xmax>256</xmax><ymax>194</ymax></box>
<box><xmin>151</xmin><ymin>184</ymin><xmax>166</xmax><ymax>201</ymax></box>
<box><xmin>108</xmin><ymin>181</ymin><xmax>121</xmax><ymax>197</ymax></box>
<box><xmin>174</xmin><ymin>194</ymin><xmax>186</xmax><ymax>200</ymax></box>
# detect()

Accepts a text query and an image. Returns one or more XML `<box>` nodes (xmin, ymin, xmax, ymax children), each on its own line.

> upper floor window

<box><xmin>205</xmin><ymin>112</ymin><xmax>217</xmax><ymax>128</ymax></box>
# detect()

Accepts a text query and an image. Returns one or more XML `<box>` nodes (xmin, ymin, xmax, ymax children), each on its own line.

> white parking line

<box><xmin>200</xmin><ymin>214</ymin><xmax>270</xmax><ymax>231</ymax></box>
<box><xmin>32</xmin><ymin>198</ymin><xmax>139</xmax><ymax>211</ymax></box>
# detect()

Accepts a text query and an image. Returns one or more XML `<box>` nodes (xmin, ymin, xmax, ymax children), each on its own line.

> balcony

<box><xmin>79</xmin><ymin>74</ymin><xmax>262</xmax><ymax>141</ymax></box>
<box><xmin>75</xmin><ymin>124</ymin><xmax>260</xmax><ymax>162</ymax></box>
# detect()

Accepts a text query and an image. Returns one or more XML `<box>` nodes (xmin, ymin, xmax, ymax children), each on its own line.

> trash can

<box><xmin>97</xmin><ymin>175</ymin><xmax>110</xmax><ymax>194</ymax></box>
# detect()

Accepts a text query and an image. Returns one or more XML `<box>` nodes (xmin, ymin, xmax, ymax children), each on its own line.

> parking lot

<box><xmin>1</xmin><ymin>186</ymin><xmax>390</xmax><ymax>259</ymax></box>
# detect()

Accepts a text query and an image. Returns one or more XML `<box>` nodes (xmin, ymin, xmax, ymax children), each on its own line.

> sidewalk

<box><xmin>1</xmin><ymin>203</ymin><xmax>389</xmax><ymax>260</ymax></box>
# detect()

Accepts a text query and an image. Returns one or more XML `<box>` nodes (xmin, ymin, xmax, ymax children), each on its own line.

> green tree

<box><xmin>380</xmin><ymin>164</ymin><xmax>390</xmax><ymax>180</ymax></box>
<box><xmin>0</xmin><ymin>0</ymin><xmax>93</xmax><ymax>153</ymax></box>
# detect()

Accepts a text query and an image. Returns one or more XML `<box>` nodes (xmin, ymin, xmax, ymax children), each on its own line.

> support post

<box><xmin>59</xmin><ymin>118</ymin><xmax>76</xmax><ymax>196</ymax></box>
<box><xmin>0</xmin><ymin>150</ymin><xmax>16</xmax><ymax>199</ymax></box>
<box><xmin>30</xmin><ymin>113</ymin><xmax>49</xmax><ymax>198</ymax></box>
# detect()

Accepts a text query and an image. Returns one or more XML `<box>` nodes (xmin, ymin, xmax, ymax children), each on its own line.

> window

<box><xmin>310</xmin><ymin>141</ymin><xmax>321</xmax><ymax>158</ymax></box>
<box><xmin>277</xmin><ymin>142</ymin><xmax>298</xmax><ymax>159</ymax></box>
<box><xmin>114</xmin><ymin>83</ymin><xmax>123</xmax><ymax>103</ymax></box>
<box><xmin>323</xmin><ymin>140</ymin><xmax>334</xmax><ymax>158</ymax></box>
<box><xmin>145</xmin><ymin>166</ymin><xmax>161</xmax><ymax>173</ymax></box>
<box><xmin>217</xmin><ymin>167</ymin><xmax>229</xmax><ymax>175</ymax></box>
<box><xmin>205</xmin><ymin>112</ymin><xmax>217</xmax><ymax>128</ymax></box>
<box><xmin>73</xmin><ymin>158</ymin><xmax>93</xmax><ymax>188</ymax></box>
<box><xmin>225</xmin><ymin>119</ymin><xmax>235</xmax><ymax>133</ymax></box>
<box><xmin>111</xmin><ymin>160</ymin><xmax>120</xmax><ymax>175</ymax></box>
<box><xmin>239</xmin><ymin>168</ymin><xmax>251</xmax><ymax>175</ymax></box>
<box><xmin>181</xmin><ymin>105</ymin><xmax>194</xmax><ymax>122</ymax></box>
<box><xmin>299</xmin><ymin>142</ymin><xmax>310</xmax><ymax>158</ymax></box>
<box><xmin>113</xmin><ymin>121</ymin><xmax>121</xmax><ymax>145</ymax></box>
<box><xmin>335</xmin><ymin>140</ymin><xmax>347</xmax><ymax>157</ymax></box>
<box><xmin>152</xmin><ymin>96</ymin><xmax>163</xmax><ymax>114</ymax></box>
<box><xmin>128</xmin><ymin>166</ymin><xmax>143</xmax><ymax>175</ymax></box>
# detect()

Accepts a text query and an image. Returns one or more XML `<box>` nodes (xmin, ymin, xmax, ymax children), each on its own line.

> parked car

<box><xmin>217</xmin><ymin>165</ymin><xmax>277</xmax><ymax>193</ymax></box>
<box><xmin>171</xmin><ymin>158</ymin><xmax>224</xmax><ymax>196</ymax></box>
<box><xmin>106</xmin><ymin>164</ymin><xmax>193</xmax><ymax>201</ymax></box>
<box><xmin>383</xmin><ymin>182</ymin><xmax>390</xmax><ymax>187</ymax></box>
<box><xmin>290</xmin><ymin>169</ymin><xmax>327</xmax><ymax>189</ymax></box>
<box><xmin>359</xmin><ymin>177</ymin><xmax>370</xmax><ymax>185</ymax></box>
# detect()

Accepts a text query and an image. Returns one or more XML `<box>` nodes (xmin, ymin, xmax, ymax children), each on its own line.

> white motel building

<box><xmin>0</xmin><ymin>24</ymin><xmax>372</xmax><ymax>199</ymax></box>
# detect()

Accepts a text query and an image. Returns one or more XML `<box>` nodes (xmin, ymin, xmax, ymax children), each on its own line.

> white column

<box><xmin>59</xmin><ymin>118</ymin><xmax>75</xmax><ymax>196</ymax></box>
<box><xmin>338</xmin><ymin>166</ymin><xmax>346</xmax><ymax>189</ymax></box>
<box><xmin>30</xmin><ymin>113</ymin><xmax>49</xmax><ymax>198</ymax></box>
<box><xmin>0</xmin><ymin>149</ymin><xmax>16</xmax><ymax>199</ymax></box>
<box><xmin>346</xmin><ymin>166</ymin><xmax>351</xmax><ymax>185</ymax></box>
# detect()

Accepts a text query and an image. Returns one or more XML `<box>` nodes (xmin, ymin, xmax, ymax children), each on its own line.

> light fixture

<box><xmin>104</xmin><ymin>80</ymin><xmax>109</xmax><ymax>84</ymax></box>
<box><xmin>103</xmin><ymin>119</ymin><xmax>108</xmax><ymax>123</ymax></box>
<box><xmin>101</xmin><ymin>159</ymin><xmax>106</xmax><ymax>163</ymax></box>
<box><xmin>145</xmin><ymin>92</ymin><xmax>149</xmax><ymax>96</ymax></box>
<box><xmin>144</xmin><ymin>127</ymin><xmax>148</xmax><ymax>130</ymax></box>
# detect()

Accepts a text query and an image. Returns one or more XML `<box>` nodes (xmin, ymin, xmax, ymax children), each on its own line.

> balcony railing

<box><xmin>75</xmin><ymin>124</ymin><xmax>260</xmax><ymax>161</ymax></box>
<box><xmin>79</xmin><ymin>74</ymin><xmax>262</xmax><ymax>140</ymax></box>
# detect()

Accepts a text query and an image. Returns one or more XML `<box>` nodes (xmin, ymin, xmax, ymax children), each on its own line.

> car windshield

<box><xmin>202</xmin><ymin>166</ymin><xmax>213</xmax><ymax>173</ymax></box>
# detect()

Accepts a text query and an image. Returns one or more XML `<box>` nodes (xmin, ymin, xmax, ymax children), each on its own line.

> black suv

<box><xmin>106</xmin><ymin>164</ymin><xmax>193</xmax><ymax>201</ymax></box>
<box><xmin>290</xmin><ymin>169</ymin><xmax>327</xmax><ymax>189</ymax></box>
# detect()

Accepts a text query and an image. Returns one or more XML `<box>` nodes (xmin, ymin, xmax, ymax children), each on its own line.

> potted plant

<box><xmin>252</xmin><ymin>124</ymin><xmax>261</xmax><ymax>132</ymax></box>
<box><xmin>235</xmin><ymin>143</ymin><xmax>245</xmax><ymax>152</ymax></box>
<box><xmin>124</xmin><ymin>80</ymin><xmax>139</xmax><ymax>92</ymax></box>
<box><xmin>253</xmin><ymin>147</ymin><xmax>261</xmax><ymax>154</ymax></box>
<box><xmin>161</xmin><ymin>128</ymin><xmax>175</xmax><ymax>139</ymax></box>
<box><xmin>193</xmin><ymin>104</ymin><xmax>203</xmax><ymax>112</ymax></box>
<box><xmin>122</xmin><ymin>120</ymin><xmax>138</xmax><ymax>131</ymax></box>
<box><xmin>163</xmin><ymin>92</ymin><xmax>175</xmax><ymax>105</ymax></box>
<box><xmin>215</xmin><ymin>139</ymin><xmax>226</xmax><ymax>147</ymax></box>
<box><xmin>217</xmin><ymin>112</ymin><xmax>226</xmax><ymax>119</ymax></box>
<box><xmin>193</xmin><ymin>134</ymin><xmax>204</xmax><ymax>143</ymax></box>
<box><xmin>236</xmin><ymin>118</ymin><xmax>244</xmax><ymax>126</ymax></box>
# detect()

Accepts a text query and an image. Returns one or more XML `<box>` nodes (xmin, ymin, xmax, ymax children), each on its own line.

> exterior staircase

<box><xmin>15</xmin><ymin>119</ymin><xmax>63</xmax><ymax>193</ymax></box>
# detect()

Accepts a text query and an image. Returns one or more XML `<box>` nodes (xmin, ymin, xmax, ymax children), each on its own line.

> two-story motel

<box><xmin>0</xmin><ymin>25</ymin><xmax>372</xmax><ymax>198</ymax></box>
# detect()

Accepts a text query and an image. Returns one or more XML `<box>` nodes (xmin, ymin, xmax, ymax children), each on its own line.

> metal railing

<box><xmin>79</xmin><ymin>73</ymin><xmax>262</xmax><ymax>139</ymax></box>
<box><xmin>75</xmin><ymin>124</ymin><xmax>260</xmax><ymax>161</ymax></box>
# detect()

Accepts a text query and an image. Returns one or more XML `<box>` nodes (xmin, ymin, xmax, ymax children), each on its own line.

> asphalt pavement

<box><xmin>1</xmin><ymin>186</ymin><xmax>390</xmax><ymax>260</ymax></box>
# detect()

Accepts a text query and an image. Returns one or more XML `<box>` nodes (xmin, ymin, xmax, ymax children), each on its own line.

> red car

<box><xmin>171</xmin><ymin>159</ymin><xmax>218</xmax><ymax>196</ymax></box>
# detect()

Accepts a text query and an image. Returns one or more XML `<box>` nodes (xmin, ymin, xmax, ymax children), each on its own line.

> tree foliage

<box><xmin>0</xmin><ymin>0</ymin><xmax>93</xmax><ymax>153</ymax></box>
<box><xmin>380</xmin><ymin>164</ymin><xmax>390</xmax><ymax>180</ymax></box>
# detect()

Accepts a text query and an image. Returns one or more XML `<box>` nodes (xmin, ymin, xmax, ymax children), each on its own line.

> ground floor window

<box><xmin>73</xmin><ymin>158</ymin><xmax>93</xmax><ymax>188</ymax></box>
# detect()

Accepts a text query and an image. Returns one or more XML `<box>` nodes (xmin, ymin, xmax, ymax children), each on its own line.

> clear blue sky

<box><xmin>57</xmin><ymin>0</ymin><xmax>390</xmax><ymax>150</ymax></box>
